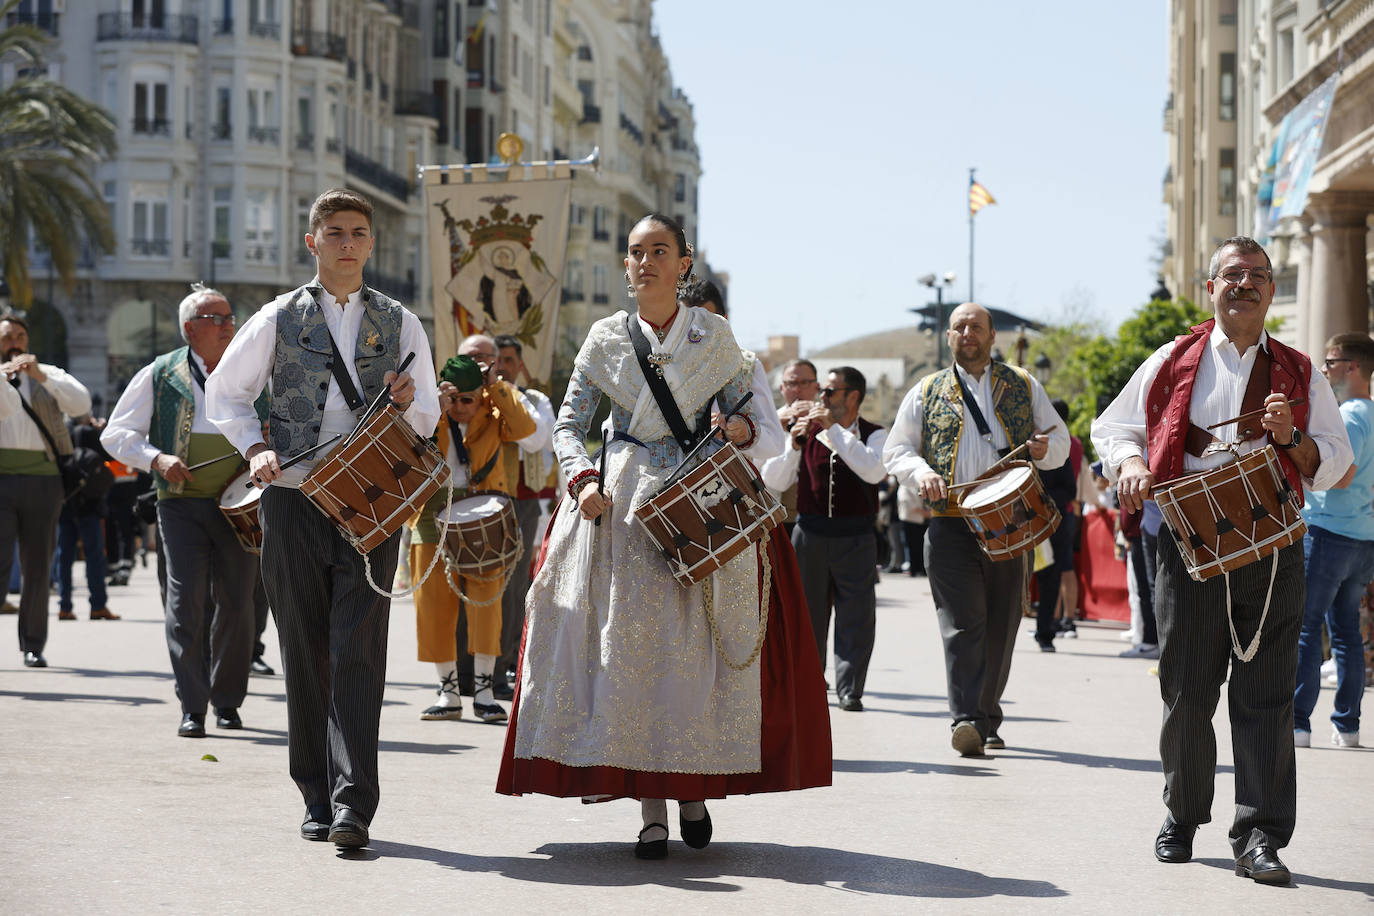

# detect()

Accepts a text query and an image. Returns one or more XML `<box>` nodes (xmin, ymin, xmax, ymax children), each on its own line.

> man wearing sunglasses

<box><xmin>1093</xmin><ymin>237</ymin><xmax>1351</xmax><ymax>885</ymax></box>
<box><xmin>761</xmin><ymin>366</ymin><xmax>888</xmax><ymax>713</ymax></box>
<box><xmin>103</xmin><ymin>284</ymin><xmax>264</xmax><ymax>738</ymax></box>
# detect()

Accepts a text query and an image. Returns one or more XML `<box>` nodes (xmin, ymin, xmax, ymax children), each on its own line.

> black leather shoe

<box><xmin>1235</xmin><ymin>846</ymin><xmax>1291</xmax><ymax>884</ymax></box>
<box><xmin>215</xmin><ymin>707</ymin><xmax>242</xmax><ymax>729</ymax></box>
<box><xmin>492</xmin><ymin>681</ymin><xmax>514</xmax><ymax>701</ymax></box>
<box><xmin>300</xmin><ymin>807</ymin><xmax>331</xmax><ymax>841</ymax></box>
<box><xmin>178</xmin><ymin>713</ymin><xmax>206</xmax><ymax>738</ymax></box>
<box><xmin>328</xmin><ymin>807</ymin><xmax>370</xmax><ymax>848</ymax></box>
<box><xmin>635</xmin><ymin>822</ymin><xmax>668</xmax><ymax>860</ymax></box>
<box><xmin>680</xmin><ymin>806</ymin><xmax>713</xmax><ymax>849</ymax></box>
<box><xmin>250</xmin><ymin>657</ymin><xmax>275</xmax><ymax>677</ymax></box>
<box><xmin>839</xmin><ymin>695</ymin><xmax>864</xmax><ymax>712</ymax></box>
<box><xmin>22</xmin><ymin>651</ymin><xmax>47</xmax><ymax>668</ymax></box>
<box><xmin>1154</xmin><ymin>815</ymin><xmax>1196</xmax><ymax>863</ymax></box>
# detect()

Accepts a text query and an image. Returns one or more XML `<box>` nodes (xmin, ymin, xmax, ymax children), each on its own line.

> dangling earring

<box><xmin>625</xmin><ymin>271</ymin><xmax>636</xmax><ymax>298</ymax></box>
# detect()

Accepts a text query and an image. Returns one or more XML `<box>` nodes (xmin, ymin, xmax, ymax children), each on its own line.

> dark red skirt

<box><xmin>496</xmin><ymin>515</ymin><xmax>832</xmax><ymax>800</ymax></box>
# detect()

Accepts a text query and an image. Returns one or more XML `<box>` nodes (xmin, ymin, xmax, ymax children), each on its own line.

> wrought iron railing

<box><xmin>344</xmin><ymin>148</ymin><xmax>411</xmax><ymax>201</ymax></box>
<box><xmin>97</xmin><ymin>13</ymin><xmax>199</xmax><ymax>44</ymax></box>
<box><xmin>131</xmin><ymin>238</ymin><xmax>171</xmax><ymax>257</ymax></box>
<box><xmin>291</xmin><ymin>30</ymin><xmax>346</xmax><ymax>61</ymax></box>
<box><xmin>247</xmin><ymin>125</ymin><xmax>280</xmax><ymax>144</ymax></box>
<box><xmin>132</xmin><ymin>117</ymin><xmax>172</xmax><ymax>136</ymax></box>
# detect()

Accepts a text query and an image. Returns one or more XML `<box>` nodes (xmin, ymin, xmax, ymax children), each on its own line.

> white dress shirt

<box><xmin>101</xmin><ymin>350</ymin><xmax>220</xmax><ymax>470</ymax></box>
<box><xmin>0</xmin><ymin>365</ymin><xmax>91</xmax><ymax>451</ymax></box>
<box><xmin>743</xmin><ymin>359</ymin><xmax>786</xmax><ymax>464</ymax></box>
<box><xmin>883</xmin><ymin>363</ymin><xmax>1069</xmax><ymax>488</ymax></box>
<box><xmin>0</xmin><ymin>375</ymin><xmax>20</xmax><ymax>421</ymax></box>
<box><xmin>759</xmin><ymin>416</ymin><xmax>890</xmax><ymax>491</ymax></box>
<box><xmin>515</xmin><ymin>387</ymin><xmax>554</xmax><ymax>454</ymax></box>
<box><xmin>1090</xmin><ymin>325</ymin><xmax>1351</xmax><ymax>491</ymax></box>
<box><xmin>206</xmin><ymin>282</ymin><xmax>440</xmax><ymax>487</ymax></box>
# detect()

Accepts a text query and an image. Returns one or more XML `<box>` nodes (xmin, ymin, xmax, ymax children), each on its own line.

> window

<box><xmin>592</xmin><ymin>205</ymin><xmax>608</xmax><ymax>241</ymax></box>
<box><xmin>1219</xmin><ymin>53</ymin><xmax>1235</xmax><ymax>122</ymax></box>
<box><xmin>296</xmin><ymin>95</ymin><xmax>313</xmax><ymax>149</ymax></box>
<box><xmin>102</xmin><ymin>181</ymin><xmax>117</xmax><ymax>249</ymax></box>
<box><xmin>181</xmin><ymin>183</ymin><xmax>191</xmax><ymax>257</ymax></box>
<box><xmin>295</xmin><ymin>195</ymin><xmax>312</xmax><ymax>265</ymax></box>
<box><xmin>1219</xmin><ymin>0</ymin><xmax>1237</xmax><ymax>25</ymax></box>
<box><xmin>1277</xmin><ymin>28</ymin><xmax>1294</xmax><ymax>87</ymax></box>
<box><xmin>133</xmin><ymin>79</ymin><xmax>169</xmax><ymax>135</ymax></box>
<box><xmin>213</xmin><ymin>84</ymin><xmax>231</xmax><ymax>140</ymax></box>
<box><xmin>592</xmin><ymin>264</ymin><xmax>609</xmax><ymax>304</ymax></box>
<box><xmin>434</xmin><ymin>2</ymin><xmax>449</xmax><ymax>58</ymax></box>
<box><xmin>1219</xmin><ymin>148</ymin><xmax>1236</xmax><ymax>216</ymax></box>
<box><xmin>543</xmin><ymin>64</ymin><xmax>550</xmax><ymax>107</ymax></box>
<box><xmin>511</xmin><ymin>35</ymin><xmax>519</xmax><ymax>79</ymax></box>
<box><xmin>565</xmin><ymin>260</ymin><xmax>584</xmax><ymax>299</ymax></box>
<box><xmin>184</xmin><ymin>85</ymin><xmax>193</xmax><ymax>139</ymax></box>
<box><xmin>247</xmin><ymin>83</ymin><xmax>279</xmax><ymax>143</ymax></box>
<box><xmin>213</xmin><ymin>186</ymin><xmax>232</xmax><ymax>259</ymax></box>
<box><xmin>243</xmin><ymin>188</ymin><xmax>279</xmax><ymax>264</ymax></box>
<box><xmin>130</xmin><ymin>183</ymin><xmax>169</xmax><ymax>257</ymax></box>
<box><xmin>674</xmin><ymin>174</ymin><xmax>685</xmax><ymax>203</ymax></box>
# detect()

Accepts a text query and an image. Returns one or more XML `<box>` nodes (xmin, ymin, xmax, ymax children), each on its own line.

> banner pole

<box><xmin>968</xmin><ymin>167</ymin><xmax>975</xmax><ymax>302</ymax></box>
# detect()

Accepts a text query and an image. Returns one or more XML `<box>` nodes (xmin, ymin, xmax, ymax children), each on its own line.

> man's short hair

<box><xmin>308</xmin><ymin>188</ymin><xmax>374</xmax><ymax>235</ymax></box>
<box><xmin>177</xmin><ymin>282</ymin><xmax>228</xmax><ymax>342</ymax></box>
<box><xmin>829</xmin><ymin>365</ymin><xmax>867</xmax><ymax>405</ymax></box>
<box><xmin>680</xmin><ymin>279</ymin><xmax>725</xmax><ymax>317</ymax></box>
<box><xmin>459</xmin><ymin>333</ymin><xmax>496</xmax><ymax>355</ymax></box>
<box><xmin>0</xmin><ymin>310</ymin><xmax>28</xmax><ymax>332</ymax></box>
<box><xmin>782</xmin><ymin>358</ymin><xmax>817</xmax><ymax>378</ymax></box>
<box><xmin>493</xmin><ymin>334</ymin><xmax>522</xmax><ymax>357</ymax></box>
<box><xmin>1327</xmin><ymin>332</ymin><xmax>1374</xmax><ymax>376</ymax></box>
<box><xmin>1208</xmin><ymin>236</ymin><xmax>1272</xmax><ymax>279</ymax></box>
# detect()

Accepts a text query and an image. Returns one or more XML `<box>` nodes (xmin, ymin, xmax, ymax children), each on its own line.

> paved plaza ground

<box><xmin>3</xmin><ymin>560</ymin><xmax>1371</xmax><ymax>914</ymax></box>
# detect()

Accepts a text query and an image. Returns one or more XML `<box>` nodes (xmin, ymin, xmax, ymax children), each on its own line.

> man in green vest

<box><xmin>102</xmin><ymin>285</ymin><xmax>264</xmax><ymax>739</ymax></box>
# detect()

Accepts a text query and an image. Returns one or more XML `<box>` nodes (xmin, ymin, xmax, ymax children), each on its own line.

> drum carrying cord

<box><xmin>361</xmin><ymin>486</ymin><xmax>457</xmax><ymax>599</ymax></box>
<box><xmin>1223</xmin><ymin>550</ymin><xmax>1279</xmax><ymax>663</ymax></box>
<box><xmin>442</xmin><ymin>538</ymin><xmax>525</xmax><ymax>607</ymax></box>
<box><xmin>700</xmin><ymin>543</ymin><xmax>771</xmax><ymax>671</ymax></box>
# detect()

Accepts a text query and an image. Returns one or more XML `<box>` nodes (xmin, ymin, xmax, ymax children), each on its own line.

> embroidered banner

<box><xmin>423</xmin><ymin>166</ymin><xmax>572</xmax><ymax>388</ymax></box>
<box><xmin>1255</xmin><ymin>72</ymin><xmax>1340</xmax><ymax>241</ymax></box>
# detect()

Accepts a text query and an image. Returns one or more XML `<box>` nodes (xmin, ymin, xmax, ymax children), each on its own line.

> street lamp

<box><xmin>919</xmin><ymin>271</ymin><xmax>956</xmax><ymax>367</ymax></box>
<box><xmin>1034</xmin><ymin>352</ymin><xmax>1053</xmax><ymax>385</ymax></box>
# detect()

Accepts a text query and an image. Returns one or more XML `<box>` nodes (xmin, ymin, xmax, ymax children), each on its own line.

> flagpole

<box><xmin>968</xmin><ymin>167</ymin><xmax>975</xmax><ymax>302</ymax></box>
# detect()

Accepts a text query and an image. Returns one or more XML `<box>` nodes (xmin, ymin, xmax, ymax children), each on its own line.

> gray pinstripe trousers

<box><xmin>1155</xmin><ymin>528</ymin><xmax>1303</xmax><ymax>857</ymax></box>
<box><xmin>259</xmin><ymin>487</ymin><xmax>401</xmax><ymax>823</ymax></box>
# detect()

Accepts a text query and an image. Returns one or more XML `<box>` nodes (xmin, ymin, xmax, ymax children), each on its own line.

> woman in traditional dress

<box><xmin>497</xmin><ymin>215</ymin><xmax>830</xmax><ymax>858</ymax></box>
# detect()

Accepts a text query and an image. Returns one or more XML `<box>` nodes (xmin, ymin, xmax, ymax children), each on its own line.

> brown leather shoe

<box><xmin>58</xmin><ymin>610</ymin><xmax>77</xmax><ymax>620</ymax></box>
<box><xmin>90</xmin><ymin>608</ymin><xmax>121</xmax><ymax>620</ymax></box>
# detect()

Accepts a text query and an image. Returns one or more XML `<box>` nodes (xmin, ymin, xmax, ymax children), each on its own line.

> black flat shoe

<box><xmin>328</xmin><ymin>807</ymin><xmax>370</xmax><ymax>848</ymax></box>
<box><xmin>215</xmin><ymin>707</ymin><xmax>242</xmax><ymax>729</ymax></box>
<box><xmin>680</xmin><ymin>806</ymin><xmax>713</xmax><ymax>850</ymax></box>
<box><xmin>22</xmin><ymin>651</ymin><xmax>47</xmax><ymax>668</ymax></box>
<box><xmin>838</xmin><ymin>694</ymin><xmax>864</xmax><ymax>712</ymax></box>
<box><xmin>300</xmin><ymin>807</ymin><xmax>331</xmax><ymax>841</ymax></box>
<box><xmin>1154</xmin><ymin>815</ymin><xmax>1196</xmax><ymax>863</ymax></box>
<box><xmin>178</xmin><ymin>713</ymin><xmax>206</xmax><ymax>738</ymax></box>
<box><xmin>635</xmin><ymin>822</ymin><xmax>668</xmax><ymax>860</ymax></box>
<box><xmin>1235</xmin><ymin>845</ymin><xmax>1290</xmax><ymax>884</ymax></box>
<box><xmin>250</xmin><ymin>657</ymin><xmax>275</xmax><ymax>677</ymax></box>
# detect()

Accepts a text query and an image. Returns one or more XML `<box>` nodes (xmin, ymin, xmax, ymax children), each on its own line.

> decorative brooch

<box><xmin>364</xmin><ymin>331</ymin><xmax>380</xmax><ymax>348</ymax></box>
<box><xmin>646</xmin><ymin>351</ymin><xmax>673</xmax><ymax>378</ymax></box>
<box><xmin>687</xmin><ymin>326</ymin><xmax>704</xmax><ymax>343</ymax></box>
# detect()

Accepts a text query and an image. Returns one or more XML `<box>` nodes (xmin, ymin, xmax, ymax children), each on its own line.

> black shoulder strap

<box><xmin>187</xmin><ymin>354</ymin><xmax>207</xmax><ymax>391</ymax></box>
<box><xmin>325</xmin><ymin>331</ymin><xmax>365</xmax><ymax>411</ymax></box>
<box><xmin>952</xmin><ymin>367</ymin><xmax>1009</xmax><ymax>458</ymax></box>
<box><xmin>624</xmin><ymin>313</ymin><xmax>700</xmax><ymax>451</ymax></box>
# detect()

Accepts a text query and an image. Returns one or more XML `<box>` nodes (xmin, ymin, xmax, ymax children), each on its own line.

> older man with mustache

<box><xmin>1092</xmin><ymin>237</ymin><xmax>1352</xmax><ymax>886</ymax></box>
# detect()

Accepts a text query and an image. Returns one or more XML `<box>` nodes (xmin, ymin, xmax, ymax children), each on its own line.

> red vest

<box><xmin>796</xmin><ymin>417</ymin><xmax>883</xmax><ymax>518</ymax></box>
<box><xmin>1145</xmin><ymin>319</ymin><xmax>1311</xmax><ymax>504</ymax></box>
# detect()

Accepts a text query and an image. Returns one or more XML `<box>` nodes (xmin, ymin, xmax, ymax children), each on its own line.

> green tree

<box><xmin>0</xmin><ymin>0</ymin><xmax>116</xmax><ymax>308</ymax></box>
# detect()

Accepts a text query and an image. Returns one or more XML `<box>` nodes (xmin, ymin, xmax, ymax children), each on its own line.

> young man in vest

<box><xmin>103</xmin><ymin>284</ymin><xmax>261</xmax><ymax>737</ymax></box>
<box><xmin>0</xmin><ymin>312</ymin><xmax>94</xmax><ymax>668</ymax></box>
<box><xmin>885</xmin><ymin>302</ymin><xmax>1067</xmax><ymax>755</ymax></box>
<box><xmin>762</xmin><ymin>365</ymin><xmax>888</xmax><ymax>712</ymax></box>
<box><xmin>206</xmin><ymin>189</ymin><xmax>440</xmax><ymax>849</ymax></box>
<box><xmin>1293</xmin><ymin>331</ymin><xmax>1374</xmax><ymax>750</ymax></box>
<box><xmin>491</xmin><ymin>333</ymin><xmax>554</xmax><ymax>698</ymax></box>
<box><xmin>1092</xmin><ymin>237</ymin><xmax>1352</xmax><ymax>885</ymax></box>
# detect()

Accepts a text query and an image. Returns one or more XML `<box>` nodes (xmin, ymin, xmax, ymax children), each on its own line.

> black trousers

<box><xmin>792</xmin><ymin>522</ymin><xmax>877</xmax><ymax>700</ymax></box>
<box><xmin>260</xmin><ymin>487</ymin><xmax>400</xmax><ymax>823</ymax></box>
<box><xmin>1155</xmin><ymin>529</ymin><xmax>1302</xmax><ymax>856</ymax></box>
<box><xmin>0</xmin><ymin>474</ymin><xmax>62</xmax><ymax>655</ymax></box>
<box><xmin>925</xmin><ymin>517</ymin><xmax>1026</xmax><ymax>738</ymax></box>
<box><xmin>1034</xmin><ymin>511</ymin><xmax>1078</xmax><ymax>645</ymax></box>
<box><xmin>497</xmin><ymin>496</ymin><xmax>543</xmax><ymax>685</ymax></box>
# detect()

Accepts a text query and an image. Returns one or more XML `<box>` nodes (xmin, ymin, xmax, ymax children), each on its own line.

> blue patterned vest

<box><xmin>920</xmin><ymin>362</ymin><xmax>1036</xmax><ymax>514</ymax></box>
<box><xmin>269</xmin><ymin>283</ymin><xmax>404</xmax><ymax>458</ymax></box>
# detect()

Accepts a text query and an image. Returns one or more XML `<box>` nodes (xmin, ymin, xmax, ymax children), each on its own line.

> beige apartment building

<box><xmin>1</xmin><ymin>0</ymin><xmax>705</xmax><ymax>405</ymax></box>
<box><xmin>1166</xmin><ymin>0</ymin><xmax>1374</xmax><ymax>353</ymax></box>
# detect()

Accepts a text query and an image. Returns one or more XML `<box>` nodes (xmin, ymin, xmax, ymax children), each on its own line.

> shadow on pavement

<box><xmin>356</xmin><ymin>839</ymin><xmax>1067</xmax><ymax>898</ymax></box>
<box><xmin>210</xmin><ymin>726</ymin><xmax>477</xmax><ymax>756</ymax></box>
<box><xmin>0</xmin><ymin>688</ymin><xmax>166</xmax><ymax>706</ymax></box>
<box><xmin>832</xmin><ymin>758</ymin><xmax>999</xmax><ymax>777</ymax></box>
<box><xmin>1192</xmin><ymin>857</ymin><xmax>1372</xmax><ymax>896</ymax></box>
<box><xmin>60</xmin><ymin>667</ymin><xmax>175</xmax><ymax>681</ymax></box>
<box><xmin>999</xmin><ymin>746</ymin><xmax>1230</xmax><ymax>775</ymax></box>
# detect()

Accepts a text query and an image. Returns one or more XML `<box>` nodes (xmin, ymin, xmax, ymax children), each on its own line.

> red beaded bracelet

<box><xmin>567</xmin><ymin>468</ymin><xmax>600</xmax><ymax>499</ymax></box>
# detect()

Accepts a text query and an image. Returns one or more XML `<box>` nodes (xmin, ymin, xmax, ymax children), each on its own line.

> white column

<box><xmin>1304</xmin><ymin>191</ymin><xmax>1374</xmax><ymax>355</ymax></box>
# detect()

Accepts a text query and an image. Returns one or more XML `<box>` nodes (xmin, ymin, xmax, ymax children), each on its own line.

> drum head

<box><xmin>438</xmin><ymin>494</ymin><xmax>509</xmax><ymax>524</ymax></box>
<box><xmin>220</xmin><ymin>470</ymin><xmax>261</xmax><ymax>508</ymax></box>
<box><xmin>963</xmin><ymin>465</ymin><xmax>1031</xmax><ymax>508</ymax></box>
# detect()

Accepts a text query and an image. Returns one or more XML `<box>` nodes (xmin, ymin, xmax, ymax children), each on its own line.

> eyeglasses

<box><xmin>1215</xmin><ymin>267</ymin><xmax>1273</xmax><ymax>285</ymax></box>
<box><xmin>1323</xmin><ymin>358</ymin><xmax>1354</xmax><ymax>370</ymax></box>
<box><xmin>820</xmin><ymin>387</ymin><xmax>853</xmax><ymax>398</ymax></box>
<box><xmin>781</xmin><ymin>378</ymin><xmax>818</xmax><ymax>389</ymax></box>
<box><xmin>454</xmin><ymin>394</ymin><xmax>478</xmax><ymax>405</ymax></box>
<box><xmin>188</xmin><ymin>314</ymin><xmax>235</xmax><ymax>327</ymax></box>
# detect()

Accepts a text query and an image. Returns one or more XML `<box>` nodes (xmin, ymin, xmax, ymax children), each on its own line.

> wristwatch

<box><xmin>1277</xmin><ymin>427</ymin><xmax>1303</xmax><ymax>449</ymax></box>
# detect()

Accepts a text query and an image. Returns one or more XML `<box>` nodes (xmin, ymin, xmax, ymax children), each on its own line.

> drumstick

<box><xmin>663</xmin><ymin>391</ymin><xmax>754</xmax><ymax>488</ymax></box>
<box><xmin>946</xmin><ymin>427</ymin><xmax>1057</xmax><ymax>493</ymax></box>
<box><xmin>1205</xmin><ymin>398</ymin><xmax>1306</xmax><ymax>431</ymax></box>
<box><xmin>186</xmin><ymin>451</ymin><xmax>242</xmax><ymax>472</ymax></box>
<box><xmin>593</xmin><ymin>437</ymin><xmax>608</xmax><ymax>528</ymax></box>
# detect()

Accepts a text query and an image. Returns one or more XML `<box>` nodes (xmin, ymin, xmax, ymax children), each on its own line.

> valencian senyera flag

<box><xmin>1255</xmin><ymin>72</ymin><xmax>1340</xmax><ymax>242</ymax></box>
<box><xmin>969</xmin><ymin>180</ymin><xmax>996</xmax><ymax>216</ymax></box>
<box><xmin>422</xmin><ymin>167</ymin><xmax>572</xmax><ymax>390</ymax></box>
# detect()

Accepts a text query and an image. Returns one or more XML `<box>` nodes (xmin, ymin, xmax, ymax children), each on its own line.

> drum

<box><xmin>437</xmin><ymin>492</ymin><xmax>521</xmax><ymax>579</ymax></box>
<box><xmin>219</xmin><ymin>467</ymin><xmax>263</xmax><ymax>555</ymax></box>
<box><xmin>634</xmin><ymin>442</ymin><xmax>787</xmax><ymax>586</ymax></box>
<box><xmin>300</xmin><ymin>404</ymin><xmax>451</xmax><ymax>555</ymax></box>
<box><xmin>1153</xmin><ymin>445</ymin><xmax>1305</xmax><ymax>581</ymax></box>
<box><xmin>959</xmin><ymin>461</ymin><xmax>1061</xmax><ymax>561</ymax></box>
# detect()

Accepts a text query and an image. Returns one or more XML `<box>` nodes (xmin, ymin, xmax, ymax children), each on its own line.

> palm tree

<box><xmin>0</xmin><ymin>0</ymin><xmax>116</xmax><ymax>308</ymax></box>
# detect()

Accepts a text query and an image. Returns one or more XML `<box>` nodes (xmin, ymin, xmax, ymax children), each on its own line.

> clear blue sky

<box><xmin>653</xmin><ymin>0</ymin><xmax>1169</xmax><ymax>355</ymax></box>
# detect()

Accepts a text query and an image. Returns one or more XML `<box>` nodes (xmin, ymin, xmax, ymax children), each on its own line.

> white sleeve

<box><xmin>398</xmin><ymin>309</ymin><xmax>440</xmax><ymax>438</ymax></box>
<box><xmin>743</xmin><ymin>360</ymin><xmax>786</xmax><ymax>463</ymax></box>
<box><xmin>760</xmin><ymin>442</ymin><xmax>802</xmax><ymax>492</ymax></box>
<box><xmin>1090</xmin><ymin>344</ymin><xmax>1170</xmax><ymax>482</ymax></box>
<box><xmin>1030</xmin><ymin>378</ymin><xmax>1070</xmax><ymax>470</ymax></box>
<box><xmin>826</xmin><ymin>424</ymin><xmax>889</xmax><ymax>484</ymax></box>
<box><xmin>100</xmin><ymin>362</ymin><xmax>160</xmax><ymax>470</ymax></box>
<box><xmin>206</xmin><ymin>304</ymin><xmax>278</xmax><ymax>456</ymax></box>
<box><xmin>0</xmin><ymin>374</ymin><xmax>19</xmax><ymax>420</ymax></box>
<box><xmin>883</xmin><ymin>382</ymin><xmax>937</xmax><ymax>487</ymax></box>
<box><xmin>39</xmin><ymin>364</ymin><xmax>92</xmax><ymax>417</ymax></box>
<box><xmin>1304</xmin><ymin>367</ymin><xmax>1355</xmax><ymax>492</ymax></box>
<box><xmin>515</xmin><ymin>389</ymin><xmax>553</xmax><ymax>453</ymax></box>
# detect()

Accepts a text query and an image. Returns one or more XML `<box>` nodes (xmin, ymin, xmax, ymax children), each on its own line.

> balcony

<box><xmin>345</xmin><ymin>148</ymin><xmax>411</xmax><ymax>201</ymax></box>
<box><xmin>581</xmin><ymin>104</ymin><xmax>601</xmax><ymax>124</ymax></box>
<box><xmin>247</xmin><ymin>125</ymin><xmax>280</xmax><ymax>144</ymax></box>
<box><xmin>394</xmin><ymin>90</ymin><xmax>439</xmax><ymax>118</ymax></box>
<box><xmin>325</xmin><ymin>137</ymin><xmax>342</xmax><ymax>155</ymax></box>
<box><xmin>212</xmin><ymin>241</ymin><xmax>231</xmax><ymax>259</ymax></box>
<box><xmin>5</xmin><ymin>11</ymin><xmax>60</xmax><ymax>36</ymax></box>
<box><xmin>593</xmin><ymin>293</ymin><xmax>609</xmax><ymax>305</ymax></box>
<box><xmin>364</xmin><ymin>70</ymin><xmax>373</xmax><ymax>92</ymax></box>
<box><xmin>291</xmin><ymin>30</ymin><xmax>346</xmax><ymax>61</ymax></box>
<box><xmin>592</xmin><ymin>229</ymin><xmax>609</xmax><ymax>242</ymax></box>
<box><xmin>131</xmin><ymin>238</ymin><xmax>171</xmax><ymax>257</ymax></box>
<box><xmin>362</xmin><ymin>270</ymin><xmax>416</xmax><ymax>302</ymax></box>
<box><xmin>296</xmin><ymin>132</ymin><xmax>314</xmax><ymax>151</ymax></box>
<box><xmin>348</xmin><ymin>59</ymin><xmax>357</xmax><ymax>79</ymax></box>
<box><xmin>243</xmin><ymin>243</ymin><xmax>280</xmax><ymax>265</ymax></box>
<box><xmin>467</xmin><ymin>70</ymin><xmax>484</xmax><ymax>88</ymax></box>
<box><xmin>619</xmin><ymin>113</ymin><xmax>643</xmax><ymax>145</ymax></box>
<box><xmin>379</xmin><ymin>80</ymin><xmax>389</xmax><ymax>102</ymax></box>
<box><xmin>132</xmin><ymin>117</ymin><xmax>172</xmax><ymax>136</ymax></box>
<box><xmin>97</xmin><ymin>13</ymin><xmax>199</xmax><ymax>44</ymax></box>
<box><xmin>249</xmin><ymin>19</ymin><xmax>281</xmax><ymax>40</ymax></box>
<box><xmin>213</xmin><ymin>18</ymin><xmax>233</xmax><ymax>36</ymax></box>
<box><xmin>212</xmin><ymin>122</ymin><xmax>232</xmax><ymax>141</ymax></box>
<box><xmin>562</xmin><ymin>288</ymin><xmax>585</xmax><ymax>302</ymax></box>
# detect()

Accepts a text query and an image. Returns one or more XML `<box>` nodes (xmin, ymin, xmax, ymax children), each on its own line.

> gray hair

<box><xmin>1207</xmin><ymin>237</ymin><xmax>1272</xmax><ymax>280</ymax></box>
<box><xmin>177</xmin><ymin>282</ymin><xmax>229</xmax><ymax>342</ymax></box>
<box><xmin>458</xmin><ymin>333</ymin><xmax>497</xmax><ymax>356</ymax></box>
